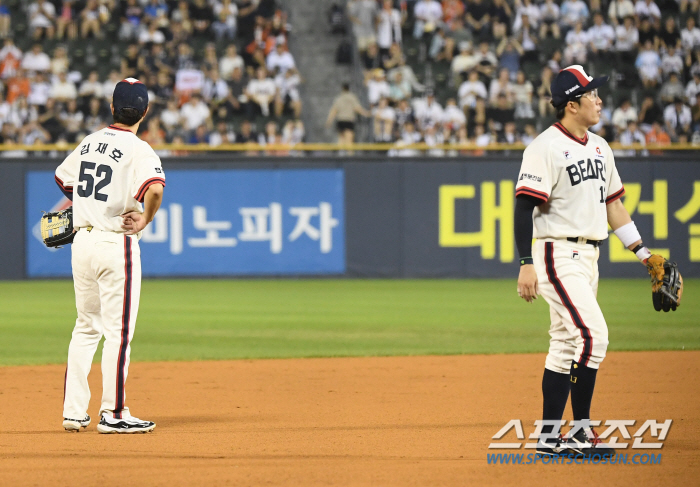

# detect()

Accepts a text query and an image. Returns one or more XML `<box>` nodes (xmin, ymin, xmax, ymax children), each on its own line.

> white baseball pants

<box><xmin>63</xmin><ymin>229</ymin><xmax>141</xmax><ymax>420</ymax></box>
<box><xmin>533</xmin><ymin>239</ymin><xmax>609</xmax><ymax>373</ymax></box>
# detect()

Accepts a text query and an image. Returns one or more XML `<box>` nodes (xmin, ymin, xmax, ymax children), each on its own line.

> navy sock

<box><xmin>570</xmin><ymin>361</ymin><xmax>598</xmax><ymax>421</ymax></box>
<box><xmin>541</xmin><ymin>368</ymin><xmax>571</xmax><ymax>436</ymax></box>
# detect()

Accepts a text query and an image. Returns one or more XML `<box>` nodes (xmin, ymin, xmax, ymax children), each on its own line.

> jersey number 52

<box><xmin>77</xmin><ymin>160</ymin><xmax>113</xmax><ymax>202</ymax></box>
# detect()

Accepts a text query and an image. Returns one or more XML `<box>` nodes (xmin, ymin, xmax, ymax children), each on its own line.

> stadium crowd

<box><xmin>0</xmin><ymin>0</ymin><xmax>304</xmax><ymax>155</ymax></box>
<box><xmin>347</xmin><ymin>0</ymin><xmax>700</xmax><ymax>150</ymax></box>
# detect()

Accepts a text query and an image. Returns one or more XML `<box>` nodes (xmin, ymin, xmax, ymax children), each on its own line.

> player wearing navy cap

<box><xmin>514</xmin><ymin>66</ymin><xmax>657</xmax><ymax>458</ymax></box>
<box><xmin>56</xmin><ymin>78</ymin><xmax>165</xmax><ymax>434</ymax></box>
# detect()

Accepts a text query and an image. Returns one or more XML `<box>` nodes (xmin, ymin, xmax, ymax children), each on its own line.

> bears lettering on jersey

<box><xmin>566</xmin><ymin>158</ymin><xmax>606</xmax><ymax>186</ymax></box>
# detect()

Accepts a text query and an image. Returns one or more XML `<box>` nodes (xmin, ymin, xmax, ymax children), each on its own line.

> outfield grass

<box><xmin>0</xmin><ymin>279</ymin><xmax>696</xmax><ymax>366</ymax></box>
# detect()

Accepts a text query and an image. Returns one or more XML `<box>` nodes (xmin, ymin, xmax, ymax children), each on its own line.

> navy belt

<box><xmin>567</xmin><ymin>237</ymin><xmax>603</xmax><ymax>247</ymax></box>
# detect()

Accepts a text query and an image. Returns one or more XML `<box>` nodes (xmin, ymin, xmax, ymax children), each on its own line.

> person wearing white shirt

<box><xmin>78</xmin><ymin>71</ymin><xmax>104</xmax><ymax>99</ymax></box>
<box><xmin>376</xmin><ymin>0</ymin><xmax>402</xmax><ymax>54</ymax></box>
<box><xmin>28</xmin><ymin>0</ymin><xmax>56</xmax><ymax>39</ymax></box>
<box><xmin>179</xmin><ymin>93</ymin><xmax>212</xmax><ymax>132</ymax></box>
<box><xmin>245</xmin><ymin>67</ymin><xmax>278</xmax><ymax>117</ymax></box>
<box><xmin>372</xmin><ymin>97</ymin><xmax>396</xmax><ymax>141</ymax></box>
<box><xmin>512</xmin><ymin>0</ymin><xmax>541</xmax><ymax>32</ymax></box>
<box><xmin>634</xmin><ymin>0</ymin><xmax>661</xmax><ymax>22</ymax></box>
<box><xmin>661</xmin><ymin>47</ymin><xmax>683</xmax><ymax>77</ymax></box>
<box><xmin>219</xmin><ymin>45</ymin><xmax>244</xmax><ymax>81</ymax></box>
<box><xmin>102</xmin><ymin>70</ymin><xmax>121</xmax><ymax>100</ymax></box>
<box><xmin>442</xmin><ymin>98</ymin><xmax>466</xmax><ymax>130</ymax></box>
<box><xmin>274</xmin><ymin>67</ymin><xmax>302</xmax><ymax>118</ymax></box>
<box><xmin>266</xmin><ymin>43</ymin><xmax>296</xmax><ymax>75</ymax></box>
<box><xmin>607</xmin><ymin>0</ymin><xmax>635</xmax><ymax>24</ymax></box>
<box><xmin>681</xmin><ymin>17</ymin><xmax>700</xmax><ymax>52</ymax></box>
<box><xmin>50</xmin><ymin>71</ymin><xmax>77</xmax><ymax>101</ymax></box>
<box><xmin>413</xmin><ymin>92</ymin><xmax>444</xmax><ymax>130</ymax></box>
<box><xmin>615</xmin><ymin>16</ymin><xmax>639</xmax><ymax>59</ymax></box>
<box><xmin>27</xmin><ymin>72</ymin><xmax>52</xmax><ymax>107</ymax></box>
<box><xmin>366</xmin><ymin>69</ymin><xmax>391</xmax><ymax>106</ymax></box>
<box><xmin>611</xmin><ymin>98</ymin><xmax>638</xmax><ymax>133</ymax></box>
<box><xmin>587</xmin><ymin>13</ymin><xmax>616</xmax><ymax>59</ymax></box>
<box><xmin>616</xmin><ymin>121</ymin><xmax>645</xmax><ymax>157</ymax></box>
<box><xmin>563</xmin><ymin>21</ymin><xmax>589</xmax><ymax>64</ymax></box>
<box><xmin>212</xmin><ymin>0</ymin><xmax>238</xmax><ymax>41</ymax></box>
<box><xmin>559</xmin><ymin>0</ymin><xmax>589</xmax><ymax>29</ymax></box>
<box><xmin>539</xmin><ymin>0</ymin><xmax>561</xmax><ymax>39</ymax></box>
<box><xmin>663</xmin><ymin>98</ymin><xmax>692</xmax><ymax>139</ymax></box>
<box><xmin>635</xmin><ymin>39</ymin><xmax>661</xmax><ymax>87</ymax></box>
<box><xmin>21</xmin><ymin>44</ymin><xmax>51</xmax><ymax>74</ymax></box>
<box><xmin>138</xmin><ymin>20</ymin><xmax>166</xmax><ymax>44</ymax></box>
<box><xmin>202</xmin><ymin>68</ymin><xmax>229</xmax><ymax>105</ymax></box>
<box><xmin>347</xmin><ymin>0</ymin><xmax>379</xmax><ymax>51</ymax></box>
<box><xmin>451</xmin><ymin>41</ymin><xmax>478</xmax><ymax>86</ymax></box>
<box><xmin>458</xmin><ymin>70</ymin><xmax>488</xmax><ymax>110</ymax></box>
<box><xmin>413</xmin><ymin>0</ymin><xmax>443</xmax><ymax>39</ymax></box>
<box><xmin>686</xmin><ymin>73</ymin><xmax>700</xmax><ymax>105</ymax></box>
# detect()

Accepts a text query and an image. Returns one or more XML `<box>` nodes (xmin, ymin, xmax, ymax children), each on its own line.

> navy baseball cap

<box><xmin>112</xmin><ymin>77</ymin><xmax>148</xmax><ymax>114</ymax></box>
<box><xmin>550</xmin><ymin>65</ymin><xmax>608</xmax><ymax>108</ymax></box>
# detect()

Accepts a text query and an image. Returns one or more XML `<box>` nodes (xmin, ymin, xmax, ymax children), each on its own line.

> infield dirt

<box><xmin>1</xmin><ymin>351</ymin><xmax>698</xmax><ymax>486</ymax></box>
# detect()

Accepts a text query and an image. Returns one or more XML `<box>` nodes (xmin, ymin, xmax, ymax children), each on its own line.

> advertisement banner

<box><xmin>26</xmin><ymin>169</ymin><xmax>345</xmax><ymax>277</ymax></box>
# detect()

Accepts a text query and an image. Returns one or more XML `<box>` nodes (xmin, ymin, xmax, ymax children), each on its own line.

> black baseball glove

<box><xmin>40</xmin><ymin>207</ymin><xmax>75</xmax><ymax>248</ymax></box>
<box><xmin>645</xmin><ymin>254</ymin><xmax>683</xmax><ymax>312</ymax></box>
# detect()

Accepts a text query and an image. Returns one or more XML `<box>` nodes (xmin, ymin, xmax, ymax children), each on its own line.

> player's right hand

<box><xmin>517</xmin><ymin>265</ymin><xmax>539</xmax><ymax>303</ymax></box>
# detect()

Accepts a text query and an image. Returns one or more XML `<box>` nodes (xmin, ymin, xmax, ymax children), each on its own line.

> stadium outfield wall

<box><xmin>1</xmin><ymin>157</ymin><xmax>698</xmax><ymax>280</ymax></box>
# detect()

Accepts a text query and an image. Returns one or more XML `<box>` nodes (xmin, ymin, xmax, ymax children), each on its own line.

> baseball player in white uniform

<box><xmin>55</xmin><ymin>78</ymin><xmax>165</xmax><ymax>434</ymax></box>
<box><xmin>515</xmin><ymin>66</ymin><xmax>655</xmax><ymax>457</ymax></box>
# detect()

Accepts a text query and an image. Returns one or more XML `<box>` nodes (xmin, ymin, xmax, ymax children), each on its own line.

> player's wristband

<box><xmin>613</xmin><ymin>221</ymin><xmax>642</xmax><ymax>247</ymax></box>
<box><xmin>631</xmin><ymin>243</ymin><xmax>652</xmax><ymax>263</ymax></box>
<box><xmin>519</xmin><ymin>257</ymin><xmax>534</xmax><ymax>266</ymax></box>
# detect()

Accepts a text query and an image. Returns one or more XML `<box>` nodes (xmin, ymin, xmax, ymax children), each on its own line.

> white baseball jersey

<box><xmin>55</xmin><ymin>124</ymin><xmax>165</xmax><ymax>232</ymax></box>
<box><xmin>515</xmin><ymin>122</ymin><xmax>625</xmax><ymax>241</ymax></box>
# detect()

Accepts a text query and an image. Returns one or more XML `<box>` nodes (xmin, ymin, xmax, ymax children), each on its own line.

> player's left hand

<box><xmin>121</xmin><ymin>211</ymin><xmax>147</xmax><ymax>235</ymax></box>
<box><xmin>517</xmin><ymin>264</ymin><xmax>539</xmax><ymax>303</ymax></box>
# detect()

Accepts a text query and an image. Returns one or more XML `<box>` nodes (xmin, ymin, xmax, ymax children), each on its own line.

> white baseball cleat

<box><xmin>97</xmin><ymin>414</ymin><xmax>156</xmax><ymax>434</ymax></box>
<box><xmin>63</xmin><ymin>415</ymin><xmax>91</xmax><ymax>432</ymax></box>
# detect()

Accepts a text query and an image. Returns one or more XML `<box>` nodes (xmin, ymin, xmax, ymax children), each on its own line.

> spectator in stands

<box><xmin>21</xmin><ymin>44</ymin><xmax>51</xmax><ymax>75</ymax></box>
<box><xmin>143</xmin><ymin>0</ymin><xmax>168</xmax><ymax>21</ymax></box>
<box><xmin>159</xmin><ymin>98</ymin><xmax>182</xmax><ymax>136</ymax></box>
<box><xmin>539</xmin><ymin>0</ymin><xmax>561</xmax><ymax>39</ymax></box>
<box><xmin>634</xmin><ymin>0</ymin><xmax>661</xmax><ymax>24</ymax></box>
<box><xmin>50</xmin><ymin>45</ymin><xmax>71</xmax><ymax>78</ymax></box>
<box><xmin>637</xmin><ymin>95</ymin><xmax>662</xmax><ymax>131</ymax></box>
<box><xmin>366</xmin><ymin>68</ymin><xmax>391</xmax><ymax>107</ymax></box>
<box><xmin>361</xmin><ymin>41</ymin><xmax>382</xmax><ymax>80</ymax></box>
<box><xmin>487</xmin><ymin>93</ymin><xmax>515</xmax><ymax>135</ymax></box>
<box><xmin>659</xmin><ymin>72</ymin><xmax>685</xmax><ymax>105</ymax></box>
<box><xmin>118</xmin><ymin>0</ymin><xmax>143</xmax><ymax>41</ymax></box>
<box><xmin>50</xmin><ymin>71</ymin><xmax>77</xmax><ymax>102</ymax></box>
<box><xmin>207</xmin><ymin>119</ymin><xmax>235</xmax><ymax>146</ymax></box>
<box><xmin>172</xmin><ymin>0</ymin><xmax>193</xmax><ymax>35</ymax></box>
<box><xmin>347</xmin><ymin>0</ymin><xmax>378</xmax><ymax>52</ymax></box>
<box><xmin>220</xmin><ymin>45</ymin><xmax>244</xmax><ymax>81</ymax></box>
<box><xmin>512</xmin><ymin>70</ymin><xmax>534</xmax><ymax>120</ymax></box>
<box><xmin>615</xmin><ymin>16</ymin><xmax>639</xmax><ymax>62</ymax></box>
<box><xmin>559</xmin><ymin>0</ymin><xmax>589</xmax><ymax>32</ymax></box>
<box><xmin>636</xmin><ymin>39</ymin><xmax>662</xmax><ymax>88</ymax></box>
<box><xmin>547</xmin><ymin>48</ymin><xmax>562</xmax><ymax>73</ymax></box>
<box><xmin>0</xmin><ymin>38</ymin><xmax>23</xmax><ymax>80</ymax></box>
<box><xmin>190</xmin><ymin>0</ymin><xmax>214</xmax><ymax>37</ymax></box>
<box><xmin>78</xmin><ymin>70</ymin><xmax>103</xmax><ymax>99</ymax></box>
<box><xmin>521</xmin><ymin>123</ymin><xmax>537</xmax><ymax>145</ymax></box>
<box><xmin>274</xmin><ymin>67</ymin><xmax>302</xmax><ymax>118</ymax></box>
<box><xmin>19</xmin><ymin>119</ymin><xmax>51</xmax><ymax>146</ymax></box>
<box><xmin>587</xmin><ymin>12</ymin><xmax>616</xmax><ymax>63</ymax></box>
<box><xmin>266</xmin><ymin>39</ymin><xmax>296</xmax><ymax>74</ymax></box>
<box><xmin>29</xmin><ymin>0</ymin><xmax>56</xmax><ymax>40</ymax></box>
<box><xmin>681</xmin><ymin>17</ymin><xmax>700</xmax><ymax>52</ymax></box>
<box><xmin>383</xmin><ymin>42</ymin><xmax>405</xmax><ymax>72</ymax></box>
<box><xmin>376</xmin><ymin>0</ymin><xmax>403</xmax><ymax>58</ymax></box>
<box><xmin>392</xmin><ymin>120</ymin><xmax>422</xmax><ymax>157</ymax></box>
<box><xmin>28</xmin><ymin>72</ymin><xmax>51</xmax><ymax>109</ymax></box>
<box><xmin>413</xmin><ymin>0</ymin><xmax>443</xmax><ymax>40</ymax></box>
<box><xmin>658</xmin><ymin>16</ymin><xmax>681</xmax><ymax>51</ymax></box>
<box><xmin>413</xmin><ymin>91</ymin><xmax>444</xmax><ymax>131</ymax></box>
<box><xmin>372</xmin><ymin>96</ymin><xmax>396</xmax><ymax>141</ymax></box>
<box><xmin>466</xmin><ymin>0</ymin><xmax>492</xmax><ymax>42</ymax></box>
<box><xmin>536</xmin><ymin>65</ymin><xmax>555</xmax><ymax>117</ymax></box>
<box><xmin>458</xmin><ymin>69</ymin><xmax>488</xmax><ymax>113</ymax></box>
<box><xmin>473</xmin><ymin>41</ymin><xmax>498</xmax><ymax>80</ymax></box>
<box><xmin>564</xmin><ymin>20</ymin><xmax>589</xmax><ymax>65</ymax></box>
<box><xmin>490</xmin><ymin>0</ymin><xmax>512</xmax><ymax>43</ymax></box>
<box><xmin>692</xmin><ymin>93</ymin><xmax>700</xmax><ymax>131</ymax></box>
<box><xmin>188</xmin><ymin>123</ymin><xmax>210</xmax><ymax>145</ymax></box>
<box><xmin>496</xmin><ymin>36</ymin><xmax>523</xmax><ymax>78</ymax></box>
<box><xmin>245</xmin><ymin>66</ymin><xmax>277</xmax><ymax>117</ymax></box>
<box><xmin>664</xmin><ymin>96</ymin><xmax>692</xmax><ymax>140</ymax></box>
<box><xmin>101</xmin><ymin>70</ymin><xmax>121</xmax><ymax>100</ymax></box>
<box><xmin>121</xmin><ymin>43</ymin><xmax>140</xmax><ymax>79</ymax></box>
<box><xmin>443</xmin><ymin>0</ymin><xmax>465</xmax><ymax>27</ymax></box>
<box><xmin>84</xmin><ymin>96</ymin><xmax>107</xmax><ymax>133</ymax></box>
<box><xmin>686</xmin><ymin>71</ymin><xmax>700</xmax><ymax>104</ymax></box>
<box><xmin>56</xmin><ymin>0</ymin><xmax>78</xmax><ymax>40</ymax></box>
<box><xmin>224</xmin><ymin>66</ymin><xmax>248</xmax><ymax>114</ymax></box>
<box><xmin>282</xmin><ymin>119</ymin><xmax>305</xmax><ymax>145</ymax></box>
<box><xmin>451</xmin><ymin>41</ymin><xmax>478</xmax><ymax>86</ymax></box>
<box><xmin>235</xmin><ymin>119</ymin><xmax>259</xmax><ymax>144</ymax></box>
<box><xmin>7</xmin><ymin>69</ymin><xmax>31</xmax><ymax>103</ymax></box>
<box><xmin>138</xmin><ymin>18</ymin><xmax>166</xmax><ymax>44</ymax></box>
<box><xmin>442</xmin><ymin>17</ymin><xmax>473</xmax><ymax>63</ymax></box>
<box><xmin>443</xmin><ymin>97</ymin><xmax>466</xmax><ymax>131</ymax></box>
<box><xmin>646</xmin><ymin>120</ymin><xmax>671</xmax><ymax>149</ymax></box>
<box><xmin>59</xmin><ymin>98</ymin><xmax>84</xmax><ymax>142</ymax></box>
<box><xmin>393</xmin><ymin>98</ymin><xmax>414</xmax><ymax>133</ymax></box>
<box><xmin>389</xmin><ymin>70</ymin><xmax>412</xmax><ymax>104</ymax></box>
<box><xmin>612</xmin><ymin>98</ymin><xmax>638</xmax><ymax>133</ymax></box>
<box><xmin>180</xmin><ymin>92</ymin><xmax>212</xmax><ymax>134</ymax></box>
<box><xmin>608</xmin><ymin>0</ymin><xmax>635</xmax><ymax>25</ymax></box>
<box><xmin>488</xmin><ymin>67</ymin><xmax>514</xmax><ymax>107</ymax></box>
<box><xmin>661</xmin><ymin>47</ymin><xmax>683</xmax><ymax>78</ymax></box>
<box><xmin>202</xmin><ymin>68</ymin><xmax>229</xmax><ymax>107</ymax></box>
<box><xmin>513</xmin><ymin>0</ymin><xmax>540</xmax><ymax>33</ymax></box>
<box><xmin>637</xmin><ymin>17</ymin><xmax>658</xmax><ymax>48</ymax></box>
<box><xmin>515</xmin><ymin>13</ymin><xmax>539</xmax><ymax>63</ymax></box>
<box><xmin>618</xmin><ymin>120</ymin><xmax>645</xmax><ymax>151</ymax></box>
<box><xmin>80</xmin><ymin>0</ymin><xmax>109</xmax><ymax>39</ymax></box>
<box><xmin>212</xmin><ymin>0</ymin><xmax>238</xmax><ymax>41</ymax></box>
<box><xmin>391</xmin><ymin>56</ymin><xmax>425</xmax><ymax>94</ymax></box>
<box><xmin>325</xmin><ymin>82</ymin><xmax>370</xmax><ymax>147</ymax></box>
